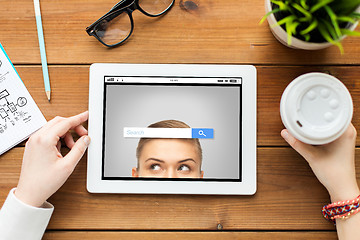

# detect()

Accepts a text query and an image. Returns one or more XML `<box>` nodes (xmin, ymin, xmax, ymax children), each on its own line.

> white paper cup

<box><xmin>280</xmin><ymin>73</ymin><xmax>353</xmax><ymax>145</ymax></box>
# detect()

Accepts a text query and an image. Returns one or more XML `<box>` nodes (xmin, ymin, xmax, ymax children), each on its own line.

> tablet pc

<box><xmin>87</xmin><ymin>64</ymin><xmax>256</xmax><ymax>195</ymax></box>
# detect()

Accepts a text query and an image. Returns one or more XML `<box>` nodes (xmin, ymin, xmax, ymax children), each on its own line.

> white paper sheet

<box><xmin>0</xmin><ymin>43</ymin><xmax>46</xmax><ymax>155</ymax></box>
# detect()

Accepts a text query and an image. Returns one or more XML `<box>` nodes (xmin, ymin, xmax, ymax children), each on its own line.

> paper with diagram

<box><xmin>0</xmin><ymin>43</ymin><xmax>46</xmax><ymax>155</ymax></box>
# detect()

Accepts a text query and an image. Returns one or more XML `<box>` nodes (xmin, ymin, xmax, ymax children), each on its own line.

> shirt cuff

<box><xmin>0</xmin><ymin>188</ymin><xmax>54</xmax><ymax>240</ymax></box>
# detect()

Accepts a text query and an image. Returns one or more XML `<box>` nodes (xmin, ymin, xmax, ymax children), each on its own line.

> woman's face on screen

<box><xmin>132</xmin><ymin>139</ymin><xmax>204</xmax><ymax>178</ymax></box>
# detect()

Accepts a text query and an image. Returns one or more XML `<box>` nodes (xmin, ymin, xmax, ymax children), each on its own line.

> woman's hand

<box><xmin>14</xmin><ymin>111</ymin><xmax>91</xmax><ymax>207</ymax></box>
<box><xmin>281</xmin><ymin>124</ymin><xmax>359</xmax><ymax>202</ymax></box>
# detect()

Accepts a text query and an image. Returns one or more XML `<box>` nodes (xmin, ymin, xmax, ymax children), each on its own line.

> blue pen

<box><xmin>34</xmin><ymin>0</ymin><xmax>51</xmax><ymax>101</ymax></box>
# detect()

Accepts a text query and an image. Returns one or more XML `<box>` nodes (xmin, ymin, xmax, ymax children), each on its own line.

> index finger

<box><xmin>48</xmin><ymin>111</ymin><xmax>89</xmax><ymax>139</ymax></box>
<box><xmin>281</xmin><ymin>129</ymin><xmax>316</xmax><ymax>161</ymax></box>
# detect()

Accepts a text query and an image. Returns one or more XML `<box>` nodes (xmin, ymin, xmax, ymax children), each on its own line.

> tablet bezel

<box><xmin>87</xmin><ymin>64</ymin><xmax>256</xmax><ymax>195</ymax></box>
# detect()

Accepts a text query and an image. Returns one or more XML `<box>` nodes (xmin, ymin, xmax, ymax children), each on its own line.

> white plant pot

<box><xmin>264</xmin><ymin>0</ymin><xmax>359</xmax><ymax>50</ymax></box>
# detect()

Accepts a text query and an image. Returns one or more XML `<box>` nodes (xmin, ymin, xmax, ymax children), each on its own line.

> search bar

<box><xmin>124</xmin><ymin>128</ymin><xmax>214</xmax><ymax>139</ymax></box>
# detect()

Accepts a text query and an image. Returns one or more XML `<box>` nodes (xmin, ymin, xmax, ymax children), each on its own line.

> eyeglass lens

<box><xmin>94</xmin><ymin>12</ymin><xmax>132</xmax><ymax>46</ymax></box>
<box><xmin>93</xmin><ymin>0</ymin><xmax>174</xmax><ymax>46</ymax></box>
<box><xmin>138</xmin><ymin>0</ymin><xmax>174</xmax><ymax>16</ymax></box>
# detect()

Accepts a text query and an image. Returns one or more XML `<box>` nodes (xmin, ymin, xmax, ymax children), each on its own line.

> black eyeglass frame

<box><xmin>86</xmin><ymin>0</ymin><xmax>175</xmax><ymax>47</ymax></box>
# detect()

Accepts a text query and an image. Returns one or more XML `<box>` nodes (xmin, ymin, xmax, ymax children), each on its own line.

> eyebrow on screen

<box><xmin>145</xmin><ymin>158</ymin><xmax>165</xmax><ymax>163</ymax></box>
<box><xmin>178</xmin><ymin>158</ymin><xmax>196</xmax><ymax>164</ymax></box>
<box><xmin>145</xmin><ymin>158</ymin><xmax>196</xmax><ymax>163</ymax></box>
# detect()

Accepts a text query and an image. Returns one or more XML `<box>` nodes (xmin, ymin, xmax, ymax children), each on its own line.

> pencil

<box><xmin>34</xmin><ymin>0</ymin><xmax>51</xmax><ymax>101</ymax></box>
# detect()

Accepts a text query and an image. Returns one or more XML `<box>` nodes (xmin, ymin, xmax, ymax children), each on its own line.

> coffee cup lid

<box><xmin>280</xmin><ymin>73</ymin><xmax>353</xmax><ymax>145</ymax></box>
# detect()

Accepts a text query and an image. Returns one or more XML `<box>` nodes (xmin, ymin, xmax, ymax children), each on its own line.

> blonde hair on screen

<box><xmin>136</xmin><ymin>120</ymin><xmax>203</xmax><ymax>164</ymax></box>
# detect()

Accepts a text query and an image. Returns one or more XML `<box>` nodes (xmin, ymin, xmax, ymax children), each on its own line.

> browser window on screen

<box><xmin>102</xmin><ymin>76</ymin><xmax>242</xmax><ymax>182</ymax></box>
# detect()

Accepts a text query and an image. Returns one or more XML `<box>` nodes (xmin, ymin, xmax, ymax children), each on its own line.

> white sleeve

<box><xmin>0</xmin><ymin>188</ymin><xmax>54</xmax><ymax>240</ymax></box>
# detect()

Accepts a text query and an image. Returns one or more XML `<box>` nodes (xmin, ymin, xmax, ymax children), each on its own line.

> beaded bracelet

<box><xmin>322</xmin><ymin>195</ymin><xmax>360</xmax><ymax>224</ymax></box>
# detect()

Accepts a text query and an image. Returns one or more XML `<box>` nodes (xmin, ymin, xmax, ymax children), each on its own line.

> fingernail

<box><xmin>84</xmin><ymin>136</ymin><xmax>91</xmax><ymax>146</ymax></box>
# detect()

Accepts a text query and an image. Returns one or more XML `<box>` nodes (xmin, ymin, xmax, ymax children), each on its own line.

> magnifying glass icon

<box><xmin>198</xmin><ymin>130</ymin><xmax>206</xmax><ymax>137</ymax></box>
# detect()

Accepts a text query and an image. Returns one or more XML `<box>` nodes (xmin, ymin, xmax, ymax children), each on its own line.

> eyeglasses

<box><xmin>86</xmin><ymin>0</ymin><xmax>175</xmax><ymax>47</ymax></box>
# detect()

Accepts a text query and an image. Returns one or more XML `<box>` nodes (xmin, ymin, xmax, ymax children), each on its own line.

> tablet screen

<box><xmin>102</xmin><ymin>76</ymin><xmax>242</xmax><ymax>181</ymax></box>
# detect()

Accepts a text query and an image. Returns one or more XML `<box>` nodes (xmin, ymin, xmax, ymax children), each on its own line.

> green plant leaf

<box><xmin>336</xmin><ymin>16</ymin><xmax>356</xmax><ymax>24</ymax></box>
<box><xmin>284</xmin><ymin>20</ymin><xmax>300</xmax><ymax>45</ymax></box>
<box><xmin>271</xmin><ymin>0</ymin><xmax>289</xmax><ymax>10</ymax></box>
<box><xmin>290</xmin><ymin>21</ymin><xmax>300</xmax><ymax>34</ymax></box>
<box><xmin>292</xmin><ymin>3</ymin><xmax>312</xmax><ymax>19</ymax></box>
<box><xmin>322</xmin><ymin>19</ymin><xmax>339</xmax><ymax>40</ymax></box>
<box><xmin>349</xmin><ymin>13</ymin><xmax>360</xmax><ymax>19</ymax></box>
<box><xmin>300</xmin><ymin>19</ymin><xmax>318</xmax><ymax>35</ymax></box>
<box><xmin>286</xmin><ymin>21</ymin><xmax>293</xmax><ymax>45</ymax></box>
<box><xmin>341</xmin><ymin>28</ymin><xmax>360</xmax><ymax>36</ymax></box>
<box><xmin>324</xmin><ymin>5</ymin><xmax>342</xmax><ymax>39</ymax></box>
<box><xmin>303</xmin><ymin>34</ymin><xmax>311</xmax><ymax>41</ymax></box>
<box><xmin>298</xmin><ymin>17</ymin><xmax>310</xmax><ymax>22</ymax></box>
<box><xmin>330</xmin><ymin>0</ymin><xmax>360</xmax><ymax>15</ymax></box>
<box><xmin>318</xmin><ymin>23</ymin><xmax>335</xmax><ymax>44</ymax></box>
<box><xmin>271</xmin><ymin>15</ymin><xmax>296</xmax><ymax>28</ymax></box>
<box><xmin>310</xmin><ymin>0</ymin><xmax>334</xmax><ymax>13</ymax></box>
<box><xmin>259</xmin><ymin>8</ymin><xmax>281</xmax><ymax>24</ymax></box>
<box><xmin>318</xmin><ymin>22</ymin><xmax>344</xmax><ymax>54</ymax></box>
<box><xmin>300</xmin><ymin>0</ymin><xmax>309</xmax><ymax>10</ymax></box>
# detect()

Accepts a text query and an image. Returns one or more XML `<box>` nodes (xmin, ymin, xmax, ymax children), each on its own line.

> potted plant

<box><xmin>260</xmin><ymin>0</ymin><xmax>360</xmax><ymax>53</ymax></box>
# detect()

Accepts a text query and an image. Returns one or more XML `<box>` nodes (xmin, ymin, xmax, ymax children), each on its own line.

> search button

<box><xmin>192</xmin><ymin>128</ymin><xmax>214</xmax><ymax>139</ymax></box>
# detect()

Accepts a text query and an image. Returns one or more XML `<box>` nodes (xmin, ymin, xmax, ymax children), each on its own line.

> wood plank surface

<box><xmin>1</xmin><ymin>0</ymin><xmax>360</xmax><ymax>237</ymax></box>
<box><xmin>1</xmin><ymin>147</ymin><xmax>359</xmax><ymax>230</ymax></box>
<box><xmin>0</xmin><ymin>0</ymin><xmax>359</xmax><ymax>65</ymax></box>
<box><xmin>42</xmin><ymin>231</ymin><xmax>338</xmax><ymax>240</ymax></box>
<box><xmin>12</xmin><ymin>65</ymin><xmax>360</xmax><ymax>146</ymax></box>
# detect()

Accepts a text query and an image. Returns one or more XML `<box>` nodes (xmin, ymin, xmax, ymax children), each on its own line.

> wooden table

<box><xmin>1</xmin><ymin>0</ymin><xmax>359</xmax><ymax>239</ymax></box>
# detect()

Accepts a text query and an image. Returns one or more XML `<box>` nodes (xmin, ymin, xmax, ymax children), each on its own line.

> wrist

<box><xmin>14</xmin><ymin>188</ymin><xmax>45</xmax><ymax>208</ymax></box>
<box><xmin>329</xmin><ymin>186</ymin><xmax>360</xmax><ymax>203</ymax></box>
<box><xmin>322</xmin><ymin>193</ymin><xmax>360</xmax><ymax>223</ymax></box>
